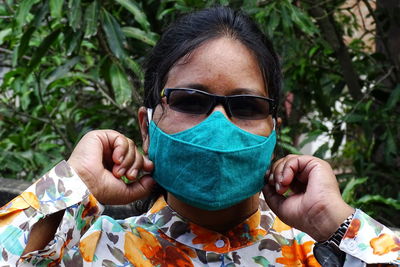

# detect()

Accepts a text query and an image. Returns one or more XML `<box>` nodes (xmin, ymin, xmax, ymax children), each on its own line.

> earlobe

<box><xmin>138</xmin><ymin>107</ymin><xmax>150</xmax><ymax>154</ymax></box>
<box><xmin>276</xmin><ymin>117</ymin><xmax>282</xmax><ymax>128</ymax></box>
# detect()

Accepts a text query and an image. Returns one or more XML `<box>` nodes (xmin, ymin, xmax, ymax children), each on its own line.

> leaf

<box><xmin>313</xmin><ymin>143</ymin><xmax>329</xmax><ymax>159</ymax></box>
<box><xmin>268</xmin><ymin>11</ymin><xmax>280</xmax><ymax>34</ymax></box>
<box><xmin>122</xmin><ymin>26</ymin><xmax>157</xmax><ymax>46</ymax></box>
<box><xmin>68</xmin><ymin>0</ymin><xmax>82</xmax><ymax>31</ymax></box>
<box><xmin>15</xmin><ymin>0</ymin><xmax>40</xmax><ymax>31</ymax></box>
<box><xmin>57</xmin><ymin>179</ymin><xmax>66</xmax><ymax>193</ymax></box>
<box><xmin>84</xmin><ymin>0</ymin><xmax>99</xmax><ymax>38</ymax></box>
<box><xmin>344</xmin><ymin>114</ymin><xmax>364</xmax><ymax>123</ymax></box>
<box><xmin>278</xmin><ymin>142</ymin><xmax>302</xmax><ymax>155</ymax></box>
<box><xmin>109</xmin><ymin>63</ymin><xmax>132</xmax><ymax>106</ymax></box>
<box><xmin>50</xmin><ymin>0</ymin><xmax>64</xmax><ymax>19</ymax></box>
<box><xmin>26</xmin><ymin>29</ymin><xmax>61</xmax><ymax>75</ymax></box>
<box><xmin>32</xmin><ymin>1</ymin><xmax>49</xmax><ymax>28</ymax></box>
<box><xmin>46</xmin><ymin>56</ymin><xmax>80</xmax><ymax>85</ymax></box>
<box><xmin>386</xmin><ymin>84</ymin><xmax>400</xmax><ymax>110</ymax></box>
<box><xmin>356</xmin><ymin>195</ymin><xmax>400</xmax><ymax>210</ymax></box>
<box><xmin>342</xmin><ymin>177</ymin><xmax>368</xmax><ymax>203</ymax></box>
<box><xmin>299</xmin><ymin>130</ymin><xmax>323</xmax><ymax>148</ymax></box>
<box><xmin>308</xmin><ymin>45</ymin><xmax>319</xmax><ymax>58</ymax></box>
<box><xmin>252</xmin><ymin>255</ymin><xmax>270</xmax><ymax>266</ymax></box>
<box><xmin>157</xmin><ymin>7</ymin><xmax>175</xmax><ymax>20</ymax></box>
<box><xmin>100</xmin><ymin>8</ymin><xmax>128</xmax><ymax>60</ymax></box>
<box><xmin>0</xmin><ymin>28</ymin><xmax>12</xmax><ymax>45</ymax></box>
<box><xmin>102</xmin><ymin>260</ymin><xmax>117</xmax><ymax>267</ymax></box>
<box><xmin>64</xmin><ymin>27</ymin><xmax>83</xmax><ymax>56</ymax></box>
<box><xmin>115</xmin><ymin>0</ymin><xmax>150</xmax><ymax>31</ymax></box>
<box><xmin>20</xmin><ymin>89</ymin><xmax>32</xmax><ymax>110</ymax></box>
<box><xmin>125</xmin><ymin>57</ymin><xmax>144</xmax><ymax>81</ymax></box>
<box><xmin>106</xmin><ymin>244</ymin><xmax>125</xmax><ymax>264</ymax></box>
<box><xmin>16</xmin><ymin>26</ymin><xmax>36</xmax><ymax>61</ymax></box>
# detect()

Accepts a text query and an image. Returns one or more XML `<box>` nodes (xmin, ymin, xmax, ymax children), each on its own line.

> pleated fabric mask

<box><xmin>148</xmin><ymin>111</ymin><xmax>276</xmax><ymax>210</ymax></box>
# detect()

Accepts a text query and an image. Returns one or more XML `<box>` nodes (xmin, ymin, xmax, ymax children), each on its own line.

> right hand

<box><xmin>67</xmin><ymin>130</ymin><xmax>155</xmax><ymax>205</ymax></box>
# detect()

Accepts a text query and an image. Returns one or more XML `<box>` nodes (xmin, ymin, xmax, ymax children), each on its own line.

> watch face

<box><xmin>313</xmin><ymin>242</ymin><xmax>346</xmax><ymax>267</ymax></box>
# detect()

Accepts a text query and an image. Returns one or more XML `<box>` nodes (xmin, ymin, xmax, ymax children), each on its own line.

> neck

<box><xmin>167</xmin><ymin>192</ymin><xmax>260</xmax><ymax>232</ymax></box>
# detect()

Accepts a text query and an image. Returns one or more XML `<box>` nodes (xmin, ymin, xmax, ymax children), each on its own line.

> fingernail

<box><xmin>275</xmin><ymin>183</ymin><xmax>281</xmax><ymax>193</ymax></box>
<box><xmin>129</xmin><ymin>168</ymin><xmax>138</xmax><ymax>178</ymax></box>
<box><xmin>118</xmin><ymin>168</ymin><xmax>126</xmax><ymax>176</ymax></box>
<box><xmin>119</xmin><ymin>156</ymin><xmax>124</xmax><ymax>163</ymax></box>
<box><xmin>278</xmin><ymin>174</ymin><xmax>284</xmax><ymax>183</ymax></box>
<box><xmin>268</xmin><ymin>174</ymin><xmax>274</xmax><ymax>184</ymax></box>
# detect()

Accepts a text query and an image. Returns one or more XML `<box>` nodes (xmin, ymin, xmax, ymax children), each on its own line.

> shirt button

<box><xmin>215</xmin><ymin>239</ymin><xmax>225</xmax><ymax>248</ymax></box>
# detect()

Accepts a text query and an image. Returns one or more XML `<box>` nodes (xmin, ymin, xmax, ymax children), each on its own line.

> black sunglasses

<box><xmin>162</xmin><ymin>88</ymin><xmax>276</xmax><ymax>120</ymax></box>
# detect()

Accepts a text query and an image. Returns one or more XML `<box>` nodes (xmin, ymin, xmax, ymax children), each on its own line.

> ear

<box><xmin>138</xmin><ymin>107</ymin><xmax>150</xmax><ymax>154</ymax></box>
<box><xmin>276</xmin><ymin>117</ymin><xmax>282</xmax><ymax>128</ymax></box>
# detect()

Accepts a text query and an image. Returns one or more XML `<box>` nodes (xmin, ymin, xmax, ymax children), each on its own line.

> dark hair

<box><xmin>143</xmin><ymin>6</ymin><xmax>282</xmax><ymax>115</ymax></box>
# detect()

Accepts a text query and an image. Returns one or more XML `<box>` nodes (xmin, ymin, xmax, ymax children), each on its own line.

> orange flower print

<box><xmin>150</xmin><ymin>196</ymin><xmax>168</xmax><ymax>214</ymax></box>
<box><xmin>79</xmin><ymin>231</ymin><xmax>101</xmax><ymax>262</ymax></box>
<box><xmin>21</xmin><ymin>191</ymin><xmax>40</xmax><ymax>210</ymax></box>
<box><xmin>190</xmin><ymin>223</ymin><xmax>229</xmax><ymax>253</ymax></box>
<box><xmin>276</xmin><ymin>240</ymin><xmax>320</xmax><ymax>267</ymax></box>
<box><xmin>125</xmin><ymin>227</ymin><xmax>194</xmax><ymax>267</ymax></box>
<box><xmin>226</xmin><ymin>211</ymin><xmax>267</xmax><ymax>249</ymax></box>
<box><xmin>370</xmin><ymin>233</ymin><xmax>400</xmax><ymax>256</ymax></box>
<box><xmin>0</xmin><ymin>195</ymin><xmax>32</xmax><ymax>227</ymax></box>
<box><xmin>159</xmin><ymin>231</ymin><xmax>197</xmax><ymax>258</ymax></box>
<box><xmin>273</xmin><ymin>217</ymin><xmax>292</xmax><ymax>233</ymax></box>
<box><xmin>344</xmin><ymin>218</ymin><xmax>361</xmax><ymax>239</ymax></box>
<box><xmin>82</xmin><ymin>194</ymin><xmax>100</xmax><ymax>218</ymax></box>
<box><xmin>124</xmin><ymin>231</ymin><xmax>156</xmax><ymax>267</ymax></box>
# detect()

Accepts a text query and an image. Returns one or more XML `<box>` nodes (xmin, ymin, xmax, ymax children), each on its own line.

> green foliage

<box><xmin>0</xmin><ymin>0</ymin><xmax>399</xmax><ymax>226</ymax></box>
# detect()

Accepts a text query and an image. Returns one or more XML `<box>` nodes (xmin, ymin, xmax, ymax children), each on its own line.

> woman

<box><xmin>0</xmin><ymin>6</ymin><xmax>398</xmax><ymax>267</ymax></box>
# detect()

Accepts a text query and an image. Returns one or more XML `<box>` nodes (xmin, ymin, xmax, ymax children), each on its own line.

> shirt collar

<box><xmin>144</xmin><ymin>195</ymin><xmax>275</xmax><ymax>253</ymax></box>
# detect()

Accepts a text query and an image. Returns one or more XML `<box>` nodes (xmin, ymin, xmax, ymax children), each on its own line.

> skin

<box><xmin>23</xmin><ymin>37</ymin><xmax>354</xmax><ymax>254</ymax></box>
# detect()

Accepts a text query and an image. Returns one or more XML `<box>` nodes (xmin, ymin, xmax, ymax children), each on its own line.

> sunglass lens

<box><xmin>229</xmin><ymin>96</ymin><xmax>270</xmax><ymax>119</ymax></box>
<box><xmin>168</xmin><ymin>90</ymin><xmax>212</xmax><ymax>114</ymax></box>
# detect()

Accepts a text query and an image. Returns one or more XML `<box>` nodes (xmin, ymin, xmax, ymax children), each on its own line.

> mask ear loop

<box><xmin>147</xmin><ymin>108</ymin><xmax>153</xmax><ymax>125</ymax></box>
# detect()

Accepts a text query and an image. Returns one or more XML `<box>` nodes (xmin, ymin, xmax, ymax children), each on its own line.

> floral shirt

<box><xmin>0</xmin><ymin>161</ymin><xmax>399</xmax><ymax>266</ymax></box>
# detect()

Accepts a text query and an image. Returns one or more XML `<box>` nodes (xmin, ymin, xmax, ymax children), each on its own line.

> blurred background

<box><xmin>0</xmin><ymin>0</ymin><xmax>399</xmax><ymax>226</ymax></box>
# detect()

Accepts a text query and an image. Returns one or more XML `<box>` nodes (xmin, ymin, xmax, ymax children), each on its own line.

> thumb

<box><xmin>125</xmin><ymin>175</ymin><xmax>156</xmax><ymax>201</ymax></box>
<box><xmin>262</xmin><ymin>183</ymin><xmax>286</xmax><ymax>217</ymax></box>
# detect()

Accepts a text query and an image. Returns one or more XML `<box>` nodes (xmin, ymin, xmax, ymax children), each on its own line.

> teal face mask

<box><xmin>148</xmin><ymin>111</ymin><xmax>276</xmax><ymax>211</ymax></box>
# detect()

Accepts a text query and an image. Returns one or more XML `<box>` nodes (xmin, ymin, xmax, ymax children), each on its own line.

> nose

<box><xmin>209</xmin><ymin>104</ymin><xmax>231</xmax><ymax>119</ymax></box>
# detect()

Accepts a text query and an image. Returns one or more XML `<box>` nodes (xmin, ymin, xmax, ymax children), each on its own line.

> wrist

<box><xmin>313</xmin><ymin>211</ymin><xmax>355</xmax><ymax>266</ymax></box>
<box><xmin>310</xmin><ymin>202</ymin><xmax>355</xmax><ymax>242</ymax></box>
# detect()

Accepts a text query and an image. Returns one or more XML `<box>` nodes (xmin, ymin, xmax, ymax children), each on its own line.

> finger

<box><xmin>271</xmin><ymin>158</ymin><xmax>290</xmax><ymax>194</ymax></box>
<box><xmin>262</xmin><ymin>183</ymin><xmax>286</xmax><ymax>216</ymax></box>
<box><xmin>281</xmin><ymin>155</ymin><xmax>315</xmax><ymax>185</ymax></box>
<box><xmin>288</xmin><ymin>177</ymin><xmax>307</xmax><ymax>194</ymax></box>
<box><xmin>124</xmin><ymin>175</ymin><xmax>156</xmax><ymax>202</ymax></box>
<box><xmin>112</xmin><ymin>135</ymin><xmax>130</xmax><ymax>165</ymax></box>
<box><xmin>126</xmin><ymin>150</ymin><xmax>145</xmax><ymax>180</ymax></box>
<box><xmin>121</xmin><ymin>139</ymin><xmax>139</xmax><ymax>177</ymax></box>
<box><xmin>142</xmin><ymin>156</ymin><xmax>154</xmax><ymax>172</ymax></box>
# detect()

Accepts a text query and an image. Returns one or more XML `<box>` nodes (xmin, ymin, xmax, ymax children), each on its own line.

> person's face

<box><xmin>140</xmin><ymin>37</ymin><xmax>274</xmax><ymax>151</ymax></box>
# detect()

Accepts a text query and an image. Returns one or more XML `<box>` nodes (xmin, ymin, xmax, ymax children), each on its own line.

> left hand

<box><xmin>263</xmin><ymin>154</ymin><xmax>355</xmax><ymax>241</ymax></box>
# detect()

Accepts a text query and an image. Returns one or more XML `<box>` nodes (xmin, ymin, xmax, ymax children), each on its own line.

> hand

<box><xmin>263</xmin><ymin>154</ymin><xmax>354</xmax><ymax>241</ymax></box>
<box><xmin>67</xmin><ymin>130</ymin><xmax>155</xmax><ymax>205</ymax></box>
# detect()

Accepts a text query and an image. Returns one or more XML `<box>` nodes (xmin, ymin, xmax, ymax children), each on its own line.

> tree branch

<box><xmin>34</xmin><ymin>72</ymin><xmax>73</xmax><ymax>151</ymax></box>
<box><xmin>305</xmin><ymin>0</ymin><xmax>363</xmax><ymax>100</ymax></box>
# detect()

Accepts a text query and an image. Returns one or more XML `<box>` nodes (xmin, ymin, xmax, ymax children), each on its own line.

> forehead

<box><xmin>165</xmin><ymin>37</ymin><xmax>267</xmax><ymax>96</ymax></box>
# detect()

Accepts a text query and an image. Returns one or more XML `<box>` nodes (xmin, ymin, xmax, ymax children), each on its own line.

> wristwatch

<box><xmin>313</xmin><ymin>213</ymin><xmax>354</xmax><ymax>267</ymax></box>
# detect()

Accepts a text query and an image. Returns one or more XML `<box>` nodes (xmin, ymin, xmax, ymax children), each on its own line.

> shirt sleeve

<box><xmin>0</xmin><ymin>160</ymin><xmax>104</xmax><ymax>265</ymax></box>
<box><xmin>341</xmin><ymin>209</ymin><xmax>400</xmax><ymax>265</ymax></box>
